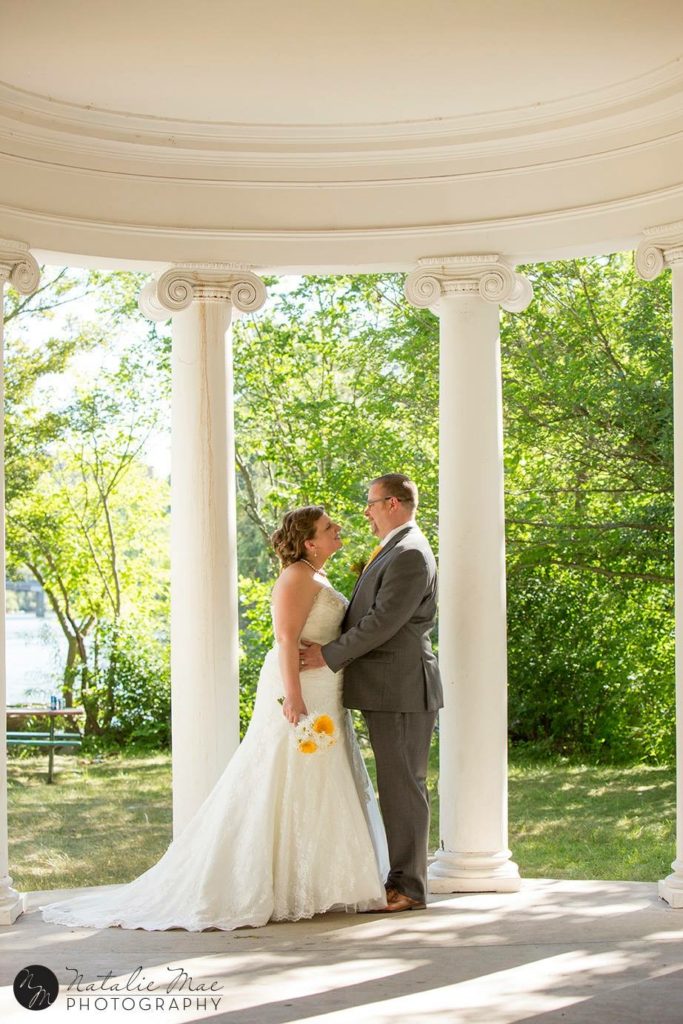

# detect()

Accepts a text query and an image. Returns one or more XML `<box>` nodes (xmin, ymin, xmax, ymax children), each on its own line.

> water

<box><xmin>5</xmin><ymin>613</ymin><xmax>67</xmax><ymax>706</ymax></box>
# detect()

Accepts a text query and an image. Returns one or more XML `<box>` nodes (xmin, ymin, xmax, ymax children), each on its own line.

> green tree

<box><xmin>233</xmin><ymin>274</ymin><xmax>439</xmax><ymax>586</ymax></box>
<box><xmin>6</xmin><ymin>258</ymin><xmax>674</xmax><ymax>760</ymax></box>
<box><xmin>503</xmin><ymin>255</ymin><xmax>672</xmax><ymax>585</ymax></box>
<box><xmin>233</xmin><ymin>260</ymin><xmax>674</xmax><ymax>762</ymax></box>
<box><xmin>5</xmin><ymin>270</ymin><xmax>171</xmax><ymax>737</ymax></box>
<box><xmin>231</xmin><ymin>274</ymin><xmax>441</xmax><ymax>723</ymax></box>
<box><xmin>4</xmin><ymin>267</ymin><xmax>101</xmax><ymax>505</ymax></box>
<box><xmin>501</xmin><ymin>254</ymin><xmax>674</xmax><ymax>761</ymax></box>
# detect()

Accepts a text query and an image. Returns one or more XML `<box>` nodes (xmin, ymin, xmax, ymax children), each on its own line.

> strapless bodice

<box><xmin>301</xmin><ymin>584</ymin><xmax>348</xmax><ymax>645</ymax></box>
<box><xmin>271</xmin><ymin>582</ymin><xmax>348</xmax><ymax>647</ymax></box>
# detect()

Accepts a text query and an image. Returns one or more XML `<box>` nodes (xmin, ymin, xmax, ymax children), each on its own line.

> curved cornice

<box><xmin>0</xmin><ymin>57</ymin><xmax>681</xmax><ymax>168</ymax></box>
<box><xmin>5</xmin><ymin>180</ymin><xmax>683</xmax><ymax>238</ymax></box>
<box><xmin>1</xmin><ymin>54</ymin><xmax>682</xmax><ymax>270</ymax></box>
<box><xmin>1</xmin><ymin>128</ymin><xmax>682</xmax><ymax>187</ymax></box>
<box><xmin>4</xmin><ymin>179</ymin><xmax>683</xmax><ymax>272</ymax></box>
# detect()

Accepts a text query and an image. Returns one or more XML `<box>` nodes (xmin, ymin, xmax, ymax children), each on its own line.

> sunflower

<box><xmin>298</xmin><ymin>739</ymin><xmax>318</xmax><ymax>754</ymax></box>
<box><xmin>312</xmin><ymin>714</ymin><xmax>335</xmax><ymax>736</ymax></box>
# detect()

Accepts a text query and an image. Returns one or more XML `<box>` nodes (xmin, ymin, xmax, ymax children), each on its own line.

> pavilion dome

<box><xmin>1</xmin><ymin>0</ymin><xmax>682</xmax><ymax>270</ymax></box>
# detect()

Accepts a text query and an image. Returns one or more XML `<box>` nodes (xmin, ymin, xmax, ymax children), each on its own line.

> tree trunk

<box><xmin>62</xmin><ymin>636</ymin><xmax>79</xmax><ymax>707</ymax></box>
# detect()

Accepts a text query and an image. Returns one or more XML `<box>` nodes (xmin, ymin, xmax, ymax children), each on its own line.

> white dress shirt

<box><xmin>379</xmin><ymin>519</ymin><xmax>417</xmax><ymax>548</ymax></box>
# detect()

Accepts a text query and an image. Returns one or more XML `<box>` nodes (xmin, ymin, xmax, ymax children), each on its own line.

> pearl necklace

<box><xmin>300</xmin><ymin>558</ymin><xmax>328</xmax><ymax>577</ymax></box>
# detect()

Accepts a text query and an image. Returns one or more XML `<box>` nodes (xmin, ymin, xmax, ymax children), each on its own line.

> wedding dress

<box><xmin>40</xmin><ymin>583</ymin><xmax>389</xmax><ymax>931</ymax></box>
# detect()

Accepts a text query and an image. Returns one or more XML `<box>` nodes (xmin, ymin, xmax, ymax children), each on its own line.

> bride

<box><xmin>40</xmin><ymin>506</ymin><xmax>389</xmax><ymax>931</ymax></box>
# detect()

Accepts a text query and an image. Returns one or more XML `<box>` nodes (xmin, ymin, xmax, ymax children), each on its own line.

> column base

<box><xmin>428</xmin><ymin>848</ymin><xmax>522</xmax><ymax>894</ymax></box>
<box><xmin>0</xmin><ymin>884</ymin><xmax>25</xmax><ymax>925</ymax></box>
<box><xmin>659</xmin><ymin>867</ymin><xmax>683</xmax><ymax>909</ymax></box>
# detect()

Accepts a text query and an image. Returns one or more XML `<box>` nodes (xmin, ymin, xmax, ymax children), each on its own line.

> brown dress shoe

<box><xmin>362</xmin><ymin>887</ymin><xmax>427</xmax><ymax>914</ymax></box>
<box><xmin>383</xmin><ymin>890</ymin><xmax>426</xmax><ymax>912</ymax></box>
<box><xmin>363</xmin><ymin>888</ymin><xmax>400</xmax><ymax>914</ymax></box>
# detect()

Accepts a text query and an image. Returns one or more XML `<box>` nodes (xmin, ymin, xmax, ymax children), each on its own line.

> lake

<box><xmin>5</xmin><ymin>613</ymin><xmax>67</xmax><ymax>706</ymax></box>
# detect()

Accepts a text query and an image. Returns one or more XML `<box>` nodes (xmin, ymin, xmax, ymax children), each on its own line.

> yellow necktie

<box><xmin>362</xmin><ymin>544</ymin><xmax>383</xmax><ymax>573</ymax></box>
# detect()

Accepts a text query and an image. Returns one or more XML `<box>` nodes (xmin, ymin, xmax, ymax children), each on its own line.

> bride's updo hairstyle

<box><xmin>271</xmin><ymin>506</ymin><xmax>325</xmax><ymax>568</ymax></box>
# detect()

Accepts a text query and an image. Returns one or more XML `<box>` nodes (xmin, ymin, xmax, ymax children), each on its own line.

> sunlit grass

<box><xmin>7</xmin><ymin>742</ymin><xmax>675</xmax><ymax>892</ymax></box>
<box><xmin>8</xmin><ymin>751</ymin><xmax>172</xmax><ymax>890</ymax></box>
<box><xmin>506</xmin><ymin>758</ymin><xmax>675</xmax><ymax>882</ymax></box>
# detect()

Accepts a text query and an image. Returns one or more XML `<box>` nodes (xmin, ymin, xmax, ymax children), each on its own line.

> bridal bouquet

<box><xmin>295</xmin><ymin>713</ymin><xmax>337</xmax><ymax>754</ymax></box>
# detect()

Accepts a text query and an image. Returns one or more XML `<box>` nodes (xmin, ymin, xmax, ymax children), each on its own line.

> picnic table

<box><xmin>6</xmin><ymin>707</ymin><xmax>85</xmax><ymax>783</ymax></box>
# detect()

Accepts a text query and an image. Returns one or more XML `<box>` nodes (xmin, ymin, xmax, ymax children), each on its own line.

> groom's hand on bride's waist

<box><xmin>299</xmin><ymin>642</ymin><xmax>326</xmax><ymax>670</ymax></box>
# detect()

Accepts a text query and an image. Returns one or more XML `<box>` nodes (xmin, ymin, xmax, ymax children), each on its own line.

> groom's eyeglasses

<box><xmin>364</xmin><ymin>497</ymin><xmax>407</xmax><ymax>509</ymax></box>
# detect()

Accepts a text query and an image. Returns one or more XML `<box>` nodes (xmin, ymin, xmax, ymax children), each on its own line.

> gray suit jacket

<box><xmin>322</xmin><ymin>524</ymin><xmax>444</xmax><ymax>712</ymax></box>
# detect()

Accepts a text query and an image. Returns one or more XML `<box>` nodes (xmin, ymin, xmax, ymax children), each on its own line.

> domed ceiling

<box><xmin>0</xmin><ymin>0</ymin><xmax>681</xmax><ymax>270</ymax></box>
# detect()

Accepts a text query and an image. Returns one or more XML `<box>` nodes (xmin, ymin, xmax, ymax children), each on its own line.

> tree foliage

<box><xmin>233</xmin><ymin>257</ymin><xmax>674</xmax><ymax>762</ymax></box>
<box><xmin>4</xmin><ymin>269</ymin><xmax>171</xmax><ymax>739</ymax></box>
<box><xmin>5</xmin><ymin>255</ymin><xmax>675</xmax><ymax>762</ymax></box>
<box><xmin>501</xmin><ymin>255</ymin><xmax>673</xmax><ymax>761</ymax></box>
<box><xmin>232</xmin><ymin>275</ymin><xmax>439</xmax><ymax>591</ymax></box>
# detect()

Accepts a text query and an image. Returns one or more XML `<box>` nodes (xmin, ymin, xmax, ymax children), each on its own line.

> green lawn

<box><xmin>506</xmin><ymin>759</ymin><xmax>674</xmax><ymax>882</ymax></box>
<box><xmin>7</xmin><ymin>743</ymin><xmax>675</xmax><ymax>892</ymax></box>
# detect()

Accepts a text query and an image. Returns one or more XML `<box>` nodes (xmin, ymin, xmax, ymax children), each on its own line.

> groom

<box><xmin>299</xmin><ymin>473</ymin><xmax>443</xmax><ymax>911</ymax></box>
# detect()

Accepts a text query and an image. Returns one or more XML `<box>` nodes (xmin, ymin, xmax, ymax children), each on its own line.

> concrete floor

<box><xmin>1</xmin><ymin>879</ymin><xmax>682</xmax><ymax>1023</ymax></box>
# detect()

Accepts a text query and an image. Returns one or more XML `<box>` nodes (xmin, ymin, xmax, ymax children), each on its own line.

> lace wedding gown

<box><xmin>40</xmin><ymin>583</ymin><xmax>389</xmax><ymax>931</ymax></box>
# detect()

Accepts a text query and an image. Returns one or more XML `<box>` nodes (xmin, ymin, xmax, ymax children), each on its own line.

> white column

<box><xmin>405</xmin><ymin>256</ymin><xmax>532</xmax><ymax>893</ymax></box>
<box><xmin>637</xmin><ymin>223</ymin><xmax>683</xmax><ymax>908</ymax></box>
<box><xmin>140</xmin><ymin>264</ymin><xmax>266</xmax><ymax>835</ymax></box>
<box><xmin>0</xmin><ymin>240</ymin><xmax>39</xmax><ymax>924</ymax></box>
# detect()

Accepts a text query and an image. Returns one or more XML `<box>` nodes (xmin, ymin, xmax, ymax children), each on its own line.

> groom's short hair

<box><xmin>370</xmin><ymin>473</ymin><xmax>418</xmax><ymax>511</ymax></box>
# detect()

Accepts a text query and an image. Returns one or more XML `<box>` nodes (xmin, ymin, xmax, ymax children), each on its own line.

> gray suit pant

<box><xmin>363</xmin><ymin>709</ymin><xmax>437</xmax><ymax>903</ymax></box>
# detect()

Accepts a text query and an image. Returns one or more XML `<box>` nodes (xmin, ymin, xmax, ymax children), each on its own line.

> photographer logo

<box><xmin>13</xmin><ymin>965</ymin><xmax>59</xmax><ymax>1010</ymax></box>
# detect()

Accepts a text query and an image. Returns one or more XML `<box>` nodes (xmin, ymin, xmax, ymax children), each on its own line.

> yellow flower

<box><xmin>313</xmin><ymin>714</ymin><xmax>335</xmax><ymax>736</ymax></box>
<box><xmin>298</xmin><ymin>740</ymin><xmax>318</xmax><ymax>754</ymax></box>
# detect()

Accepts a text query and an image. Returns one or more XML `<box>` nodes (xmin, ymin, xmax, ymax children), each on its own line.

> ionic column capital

<box><xmin>0</xmin><ymin>239</ymin><xmax>40</xmax><ymax>294</ymax></box>
<box><xmin>405</xmin><ymin>255</ymin><xmax>533</xmax><ymax>313</ymax></box>
<box><xmin>139</xmin><ymin>263</ymin><xmax>267</xmax><ymax>321</ymax></box>
<box><xmin>636</xmin><ymin>222</ymin><xmax>683</xmax><ymax>280</ymax></box>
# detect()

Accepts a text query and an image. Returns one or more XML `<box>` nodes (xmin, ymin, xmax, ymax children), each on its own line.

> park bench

<box><xmin>6</xmin><ymin>708</ymin><xmax>84</xmax><ymax>783</ymax></box>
